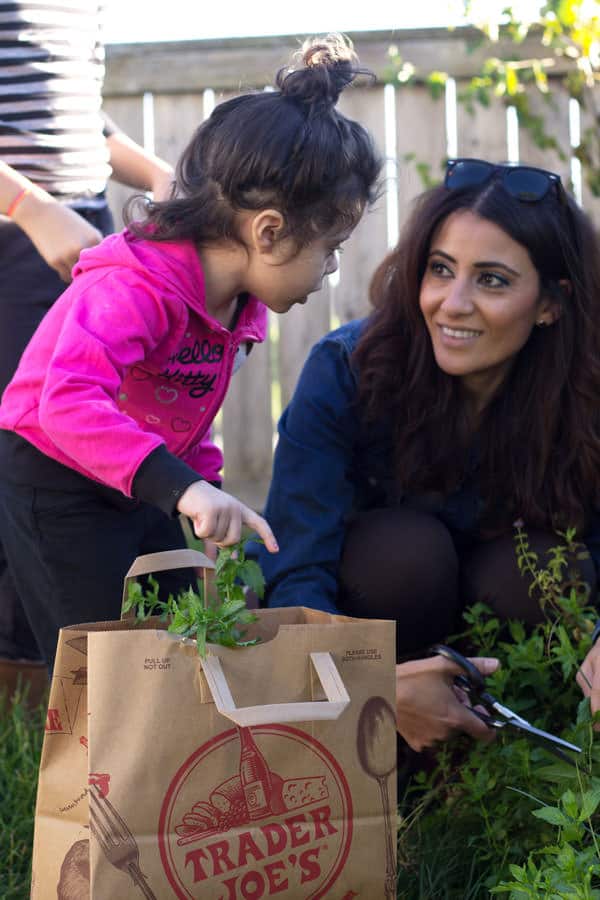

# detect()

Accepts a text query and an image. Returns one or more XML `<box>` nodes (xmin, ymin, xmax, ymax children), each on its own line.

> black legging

<box><xmin>337</xmin><ymin>507</ymin><xmax>597</xmax><ymax>659</ymax></box>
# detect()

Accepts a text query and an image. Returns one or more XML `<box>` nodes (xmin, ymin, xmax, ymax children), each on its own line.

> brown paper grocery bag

<box><xmin>31</xmin><ymin>549</ymin><xmax>397</xmax><ymax>899</ymax></box>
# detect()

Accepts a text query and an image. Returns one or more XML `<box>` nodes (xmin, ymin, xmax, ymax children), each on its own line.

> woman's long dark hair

<box><xmin>353</xmin><ymin>179</ymin><xmax>600</xmax><ymax>533</ymax></box>
<box><xmin>126</xmin><ymin>34</ymin><xmax>381</xmax><ymax>246</ymax></box>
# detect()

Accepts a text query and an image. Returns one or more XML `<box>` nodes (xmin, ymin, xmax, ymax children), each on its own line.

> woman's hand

<box><xmin>576</xmin><ymin>640</ymin><xmax>600</xmax><ymax>728</ymax></box>
<box><xmin>396</xmin><ymin>654</ymin><xmax>500</xmax><ymax>751</ymax></box>
<box><xmin>176</xmin><ymin>480</ymin><xmax>278</xmax><ymax>553</ymax></box>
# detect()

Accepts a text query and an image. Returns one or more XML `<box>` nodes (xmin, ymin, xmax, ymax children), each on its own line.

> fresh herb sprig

<box><xmin>122</xmin><ymin>540</ymin><xmax>265</xmax><ymax>657</ymax></box>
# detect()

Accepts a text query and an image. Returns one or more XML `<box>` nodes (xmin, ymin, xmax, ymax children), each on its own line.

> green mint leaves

<box><xmin>122</xmin><ymin>540</ymin><xmax>264</xmax><ymax>657</ymax></box>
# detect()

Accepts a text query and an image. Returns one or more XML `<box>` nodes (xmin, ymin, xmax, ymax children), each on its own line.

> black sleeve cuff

<box><xmin>132</xmin><ymin>446</ymin><xmax>204</xmax><ymax>517</ymax></box>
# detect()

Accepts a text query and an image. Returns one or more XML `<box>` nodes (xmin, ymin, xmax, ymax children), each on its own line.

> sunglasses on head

<box><xmin>445</xmin><ymin>158</ymin><xmax>563</xmax><ymax>203</ymax></box>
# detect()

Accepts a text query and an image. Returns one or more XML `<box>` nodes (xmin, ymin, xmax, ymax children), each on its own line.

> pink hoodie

<box><xmin>0</xmin><ymin>229</ymin><xmax>267</xmax><ymax>495</ymax></box>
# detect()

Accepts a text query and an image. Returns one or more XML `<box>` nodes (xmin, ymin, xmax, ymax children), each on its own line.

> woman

<box><xmin>257</xmin><ymin>158</ymin><xmax>600</xmax><ymax>750</ymax></box>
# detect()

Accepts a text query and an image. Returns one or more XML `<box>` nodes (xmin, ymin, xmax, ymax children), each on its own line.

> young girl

<box><xmin>0</xmin><ymin>34</ymin><xmax>382</xmax><ymax>665</ymax></box>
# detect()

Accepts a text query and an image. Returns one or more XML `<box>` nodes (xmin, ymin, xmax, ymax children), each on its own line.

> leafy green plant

<box><xmin>387</xmin><ymin>0</ymin><xmax>600</xmax><ymax>196</ymax></box>
<box><xmin>0</xmin><ymin>691</ymin><xmax>46</xmax><ymax>899</ymax></box>
<box><xmin>122</xmin><ymin>540</ymin><xmax>264</xmax><ymax>657</ymax></box>
<box><xmin>398</xmin><ymin>524</ymin><xmax>600</xmax><ymax>898</ymax></box>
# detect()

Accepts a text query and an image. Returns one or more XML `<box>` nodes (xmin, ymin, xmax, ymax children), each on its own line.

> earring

<box><xmin>536</xmin><ymin>319</ymin><xmax>548</xmax><ymax>327</ymax></box>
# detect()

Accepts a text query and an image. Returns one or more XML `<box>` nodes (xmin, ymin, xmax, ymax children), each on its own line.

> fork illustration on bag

<box><xmin>90</xmin><ymin>783</ymin><xmax>158</xmax><ymax>899</ymax></box>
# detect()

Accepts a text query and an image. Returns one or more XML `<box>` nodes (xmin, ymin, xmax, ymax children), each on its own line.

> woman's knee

<box><xmin>461</xmin><ymin>530</ymin><xmax>597</xmax><ymax>624</ymax></box>
<box><xmin>338</xmin><ymin>507</ymin><xmax>460</xmax><ymax>644</ymax></box>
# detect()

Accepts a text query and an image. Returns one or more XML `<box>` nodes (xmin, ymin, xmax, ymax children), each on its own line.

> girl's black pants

<box><xmin>0</xmin><ymin>477</ymin><xmax>193</xmax><ymax>669</ymax></box>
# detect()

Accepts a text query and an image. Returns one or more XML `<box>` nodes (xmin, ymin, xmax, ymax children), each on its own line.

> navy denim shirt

<box><xmin>257</xmin><ymin>319</ymin><xmax>600</xmax><ymax>613</ymax></box>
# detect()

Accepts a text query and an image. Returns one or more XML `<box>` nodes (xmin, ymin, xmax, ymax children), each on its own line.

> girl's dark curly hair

<box><xmin>126</xmin><ymin>33</ymin><xmax>382</xmax><ymax>246</ymax></box>
<box><xmin>353</xmin><ymin>177</ymin><xmax>600</xmax><ymax>534</ymax></box>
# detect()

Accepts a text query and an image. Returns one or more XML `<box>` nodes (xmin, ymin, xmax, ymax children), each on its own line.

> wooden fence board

<box><xmin>456</xmin><ymin>92</ymin><xmax>509</xmax><ymax>162</ymax></box>
<box><xmin>277</xmin><ymin>283</ymin><xmax>332</xmax><ymax>413</ymax></box>
<box><xmin>518</xmin><ymin>84</ymin><xmax>571</xmax><ymax>183</ymax></box>
<box><xmin>577</xmin><ymin>88</ymin><xmax>600</xmax><ymax>223</ymax></box>
<box><xmin>221</xmin><ymin>333</ymin><xmax>273</xmax><ymax>510</ymax></box>
<box><xmin>335</xmin><ymin>85</ymin><xmax>389</xmax><ymax>324</ymax></box>
<box><xmin>395</xmin><ymin>84</ymin><xmax>448</xmax><ymax>228</ymax></box>
<box><xmin>152</xmin><ymin>92</ymin><xmax>205</xmax><ymax>167</ymax></box>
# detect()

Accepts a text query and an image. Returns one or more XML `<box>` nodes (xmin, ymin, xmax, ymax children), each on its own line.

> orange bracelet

<box><xmin>6</xmin><ymin>186</ymin><xmax>31</xmax><ymax>218</ymax></box>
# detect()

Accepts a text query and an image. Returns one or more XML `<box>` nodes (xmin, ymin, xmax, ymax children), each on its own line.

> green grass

<box><xmin>0</xmin><ymin>691</ymin><xmax>46</xmax><ymax>900</ymax></box>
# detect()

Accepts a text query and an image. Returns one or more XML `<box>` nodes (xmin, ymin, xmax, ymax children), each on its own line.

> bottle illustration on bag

<box><xmin>237</xmin><ymin>725</ymin><xmax>273</xmax><ymax>819</ymax></box>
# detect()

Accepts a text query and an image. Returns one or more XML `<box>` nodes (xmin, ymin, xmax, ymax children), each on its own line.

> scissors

<box><xmin>430</xmin><ymin>643</ymin><xmax>586</xmax><ymax>771</ymax></box>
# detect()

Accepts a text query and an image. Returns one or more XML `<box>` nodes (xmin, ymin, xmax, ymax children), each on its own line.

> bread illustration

<box><xmin>190</xmin><ymin>801</ymin><xmax>219</xmax><ymax>826</ymax></box>
<box><xmin>56</xmin><ymin>838</ymin><xmax>90</xmax><ymax>900</ymax></box>
<box><xmin>209</xmin><ymin>775</ymin><xmax>241</xmax><ymax>812</ymax></box>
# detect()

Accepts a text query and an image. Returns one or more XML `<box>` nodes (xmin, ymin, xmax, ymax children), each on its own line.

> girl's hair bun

<box><xmin>276</xmin><ymin>33</ymin><xmax>370</xmax><ymax>113</ymax></box>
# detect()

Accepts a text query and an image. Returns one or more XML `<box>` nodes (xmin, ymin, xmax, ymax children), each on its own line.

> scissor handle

<box><xmin>430</xmin><ymin>643</ymin><xmax>487</xmax><ymax>690</ymax></box>
<box><xmin>454</xmin><ymin>673</ymin><xmax>504</xmax><ymax>727</ymax></box>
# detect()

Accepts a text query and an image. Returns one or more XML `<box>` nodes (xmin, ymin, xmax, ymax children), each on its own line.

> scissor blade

<box><xmin>489</xmin><ymin>699</ymin><xmax>581</xmax><ymax>753</ymax></box>
<box><xmin>504</xmin><ymin>716</ymin><xmax>582</xmax><ymax>754</ymax></box>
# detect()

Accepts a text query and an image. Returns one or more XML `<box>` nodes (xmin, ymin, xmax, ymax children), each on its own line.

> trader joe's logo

<box><xmin>158</xmin><ymin>724</ymin><xmax>353</xmax><ymax>899</ymax></box>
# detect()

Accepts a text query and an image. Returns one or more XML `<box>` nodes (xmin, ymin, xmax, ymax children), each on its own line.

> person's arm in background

<box><xmin>0</xmin><ymin>161</ymin><xmax>104</xmax><ymax>283</ymax></box>
<box><xmin>0</xmin><ymin>128</ymin><xmax>173</xmax><ymax>283</ymax></box>
<box><xmin>105</xmin><ymin>130</ymin><xmax>174</xmax><ymax>202</ymax></box>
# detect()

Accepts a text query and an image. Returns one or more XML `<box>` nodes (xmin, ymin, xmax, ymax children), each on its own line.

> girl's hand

<box><xmin>396</xmin><ymin>655</ymin><xmax>500</xmax><ymax>751</ymax></box>
<box><xmin>576</xmin><ymin>640</ymin><xmax>600</xmax><ymax>728</ymax></box>
<box><xmin>176</xmin><ymin>480</ymin><xmax>279</xmax><ymax>553</ymax></box>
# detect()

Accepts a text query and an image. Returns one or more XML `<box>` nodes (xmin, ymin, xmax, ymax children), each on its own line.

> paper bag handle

<box><xmin>200</xmin><ymin>651</ymin><xmax>350</xmax><ymax>726</ymax></box>
<box><xmin>121</xmin><ymin>548</ymin><xmax>215</xmax><ymax>618</ymax></box>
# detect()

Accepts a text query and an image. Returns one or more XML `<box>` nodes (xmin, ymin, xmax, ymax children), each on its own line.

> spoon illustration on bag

<box><xmin>357</xmin><ymin>696</ymin><xmax>397</xmax><ymax>899</ymax></box>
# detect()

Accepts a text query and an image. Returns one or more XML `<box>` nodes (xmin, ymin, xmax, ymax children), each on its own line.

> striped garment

<box><xmin>0</xmin><ymin>0</ymin><xmax>112</xmax><ymax>199</ymax></box>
